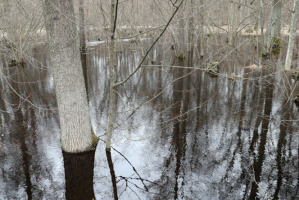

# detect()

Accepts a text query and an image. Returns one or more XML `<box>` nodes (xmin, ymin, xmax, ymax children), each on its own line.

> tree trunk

<box><xmin>260</xmin><ymin>0</ymin><xmax>265</xmax><ymax>47</ymax></box>
<box><xmin>187</xmin><ymin>0</ymin><xmax>194</xmax><ymax>54</ymax></box>
<box><xmin>106</xmin><ymin>0</ymin><xmax>117</xmax><ymax>151</ymax></box>
<box><xmin>43</xmin><ymin>0</ymin><xmax>97</xmax><ymax>153</ymax></box>
<box><xmin>178</xmin><ymin>2</ymin><xmax>185</xmax><ymax>52</ymax></box>
<box><xmin>285</xmin><ymin>0</ymin><xmax>299</xmax><ymax>71</ymax></box>
<box><xmin>266</xmin><ymin>0</ymin><xmax>274</xmax><ymax>50</ymax></box>
<box><xmin>200</xmin><ymin>0</ymin><xmax>204</xmax><ymax>58</ymax></box>
<box><xmin>272</xmin><ymin>0</ymin><xmax>282</xmax><ymax>38</ymax></box>
<box><xmin>106</xmin><ymin>151</ymin><xmax>118</xmax><ymax>199</ymax></box>
<box><xmin>79</xmin><ymin>0</ymin><xmax>89</xmax><ymax>97</ymax></box>
<box><xmin>266</xmin><ymin>0</ymin><xmax>282</xmax><ymax>52</ymax></box>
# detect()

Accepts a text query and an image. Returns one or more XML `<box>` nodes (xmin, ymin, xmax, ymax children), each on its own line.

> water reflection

<box><xmin>0</xmin><ymin>40</ymin><xmax>298</xmax><ymax>199</ymax></box>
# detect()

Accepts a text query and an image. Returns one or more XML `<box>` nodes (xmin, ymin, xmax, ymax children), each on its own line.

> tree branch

<box><xmin>113</xmin><ymin>0</ymin><xmax>185</xmax><ymax>88</ymax></box>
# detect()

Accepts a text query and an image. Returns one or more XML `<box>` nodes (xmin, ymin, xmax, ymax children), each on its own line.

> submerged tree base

<box><xmin>63</xmin><ymin>149</ymin><xmax>97</xmax><ymax>200</ymax></box>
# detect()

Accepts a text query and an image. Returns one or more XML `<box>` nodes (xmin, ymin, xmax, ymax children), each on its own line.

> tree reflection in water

<box><xmin>0</xmin><ymin>41</ymin><xmax>298</xmax><ymax>199</ymax></box>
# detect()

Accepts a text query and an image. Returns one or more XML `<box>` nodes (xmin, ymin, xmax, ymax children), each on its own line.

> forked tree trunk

<box><xmin>285</xmin><ymin>0</ymin><xmax>299</xmax><ymax>71</ymax></box>
<box><xmin>43</xmin><ymin>0</ymin><xmax>96</xmax><ymax>153</ymax></box>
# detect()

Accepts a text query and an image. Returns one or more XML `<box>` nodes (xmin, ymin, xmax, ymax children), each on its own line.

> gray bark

<box><xmin>260</xmin><ymin>0</ymin><xmax>265</xmax><ymax>46</ymax></box>
<box><xmin>266</xmin><ymin>0</ymin><xmax>282</xmax><ymax>50</ymax></box>
<box><xmin>187</xmin><ymin>0</ymin><xmax>194</xmax><ymax>52</ymax></box>
<box><xmin>43</xmin><ymin>0</ymin><xmax>95</xmax><ymax>153</ymax></box>
<box><xmin>106</xmin><ymin>0</ymin><xmax>117</xmax><ymax>151</ymax></box>
<box><xmin>79</xmin><ymin>0</ymin><xmax>88</xmax><ymax>96</ymax></box>
<box><xmin>272</xmin><ymin>0</ymin><xmax>282</xmax><ymax>38</ymax></box>
<box><xmin>200</xmin><ymin>0</ymin><xmax>204</xmax><ymax>57</ymax></box>
<box><xmin>285</xmin><ymin>0</ymin><xmax>299</xmax><ymax>71</ymax></box>
<box><xmin>266</xmin><ymin>0</ymin><xmax>274</xmax><ymax>49</ymax></box>
<box><xmin>178</xmin><ymin>2</ymin><xmax>185</xmax><ymax>52</ymax></box>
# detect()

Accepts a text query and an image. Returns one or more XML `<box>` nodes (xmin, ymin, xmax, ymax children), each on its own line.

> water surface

<box><xmin>0</xmin><ymin>40</ymin><xmax>298</xmax><ymax>200</ymax></box>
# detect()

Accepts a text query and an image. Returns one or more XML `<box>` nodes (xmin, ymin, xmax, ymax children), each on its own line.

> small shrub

<box><xmin>205</xmin><ymin>62</ymin><xmax>219</xmax><ymax>74</ymax></box>
<box><xmin>8</xmin><ymin>59</ymin><xmax>17</xmax><ymax>68</ymax></box>
<box><xmin>291</xmin><ymin>72</ymin><xmax>299</xmax><ymax>81</ymax></box>
<box><xmin>177</xmin><ymin>53</ymin><xmax>186</xmax><ymax>61</ymax></box>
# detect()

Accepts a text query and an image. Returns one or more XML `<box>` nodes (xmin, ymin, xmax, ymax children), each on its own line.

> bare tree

<box><xmin>266</xmin><ymin>0</ymin><xmax>282</xmax><ymax>54</ymax></box>
<box><xmin>285</xmin><ymin>0</ymin><xmax>299</xmax><ymax>71</ymax></box>
<box><xmin>200</xmin><ymin>0</ymin><xmax>205</xmax><ymax>58</ymax></box>
<box><xmin>106</xmin><ymin>0</ymin><xmax>118</xmax><ymax>152</ymax></box>
<box><xmin>43</xmin><ymin>0</ymin><xmax>98</xmax><ymax>153</ymax></box>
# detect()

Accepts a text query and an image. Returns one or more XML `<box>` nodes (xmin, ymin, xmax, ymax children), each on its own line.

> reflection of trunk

<box><xmin>171</xmin><ymin>64</ymin><xmax>190</xmax><ymax>199</ymax></box>
<box><xmin>273</xmin><ymin>107</ymin><xmax>289</xmax><ymax>199</ymax></box>
<box><xmin>242</xmin><ymin>74</ymin><xmax>265</xmax><ymax>199</ymax></box>
<box><xmin>106</xmin><ymin>151</ymin><xmax>118</xmax><ymax>200</ymax></box>
<box><xmin>195</xmin><ymin>70</ymin><xmax>203</xmax><ymax>133</ymax></box>
<box><xmin>17</xmin><ymin>108</ymin><xmax>33</xmax><ymax>200</ymax></box>
<box><xmin>249</xmin><ymin>80</ymin><xmax>274</xmax><ymax>199</ymax></box>
<box><xmin>238</xmin><ymin>77</ymin><xmax>248</xmax><ymax>131</ymax></box>
<box><xmin>63</xmin><ymin>150</ymin><xmax>96</xmax><ymax>200</ymax></box>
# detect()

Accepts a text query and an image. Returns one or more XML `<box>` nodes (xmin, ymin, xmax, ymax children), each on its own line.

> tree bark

<box><xmin>106</xmin><ymin>0</ymin><xmax>118</xmax><ymax>151</ymax></box>
<box><xmin>43</xmin><ymin>0</ymin><xmax>97</xmax><ymax>153</ymax></box>
<box><xmin>178</xmin><ymin>1</ymin><xmax>185</xmax><ymax>52</ymax></box>
<box><xmin>266</xmin><ymin>0</ymin><xmax>282</xmax><ymax>51</ymax></box>
<box><xmin>200</xmin><ymin>0</ymin><xmax>204</xmax><ymax>58</ymax></box>
<box><xmin>79</xmin><ymin>0</ymin><xmax>89</xmax><ymax>97</ymax></box>
<box><xmin>187</xmin><ymin>0</ymin><xmax>194</xmax><ymax>55</ymax></box>
<box><xmin>259</xmin><ymin>0</ymin><xmax>265</xmax><ymax>47</ymax></box>
<box><xmin>285</xmin><ymin>0</ymin><xmax>299</xmax><ymax>71</ymax></box>
<box><xmin>266</xmin><ymin>0</ymin><xmax>274</xmax><ymax>50</ymax></box>
<box><xmin>272</xmin><ymin>0</ymin><xmax>282</xmax><ymax>38</ymax></box>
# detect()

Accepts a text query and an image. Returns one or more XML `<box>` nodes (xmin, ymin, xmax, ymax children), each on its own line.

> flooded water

<box><xmin>0</xmin><ymin>39</ymin><xmax>298</xmax><ymax>200</ymax></box>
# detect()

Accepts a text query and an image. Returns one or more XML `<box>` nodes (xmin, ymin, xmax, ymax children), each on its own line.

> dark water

<box><xmin>0</xmin><ymin>39</ymin><xmax>298</xmax><ymax>200</ymax></box>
